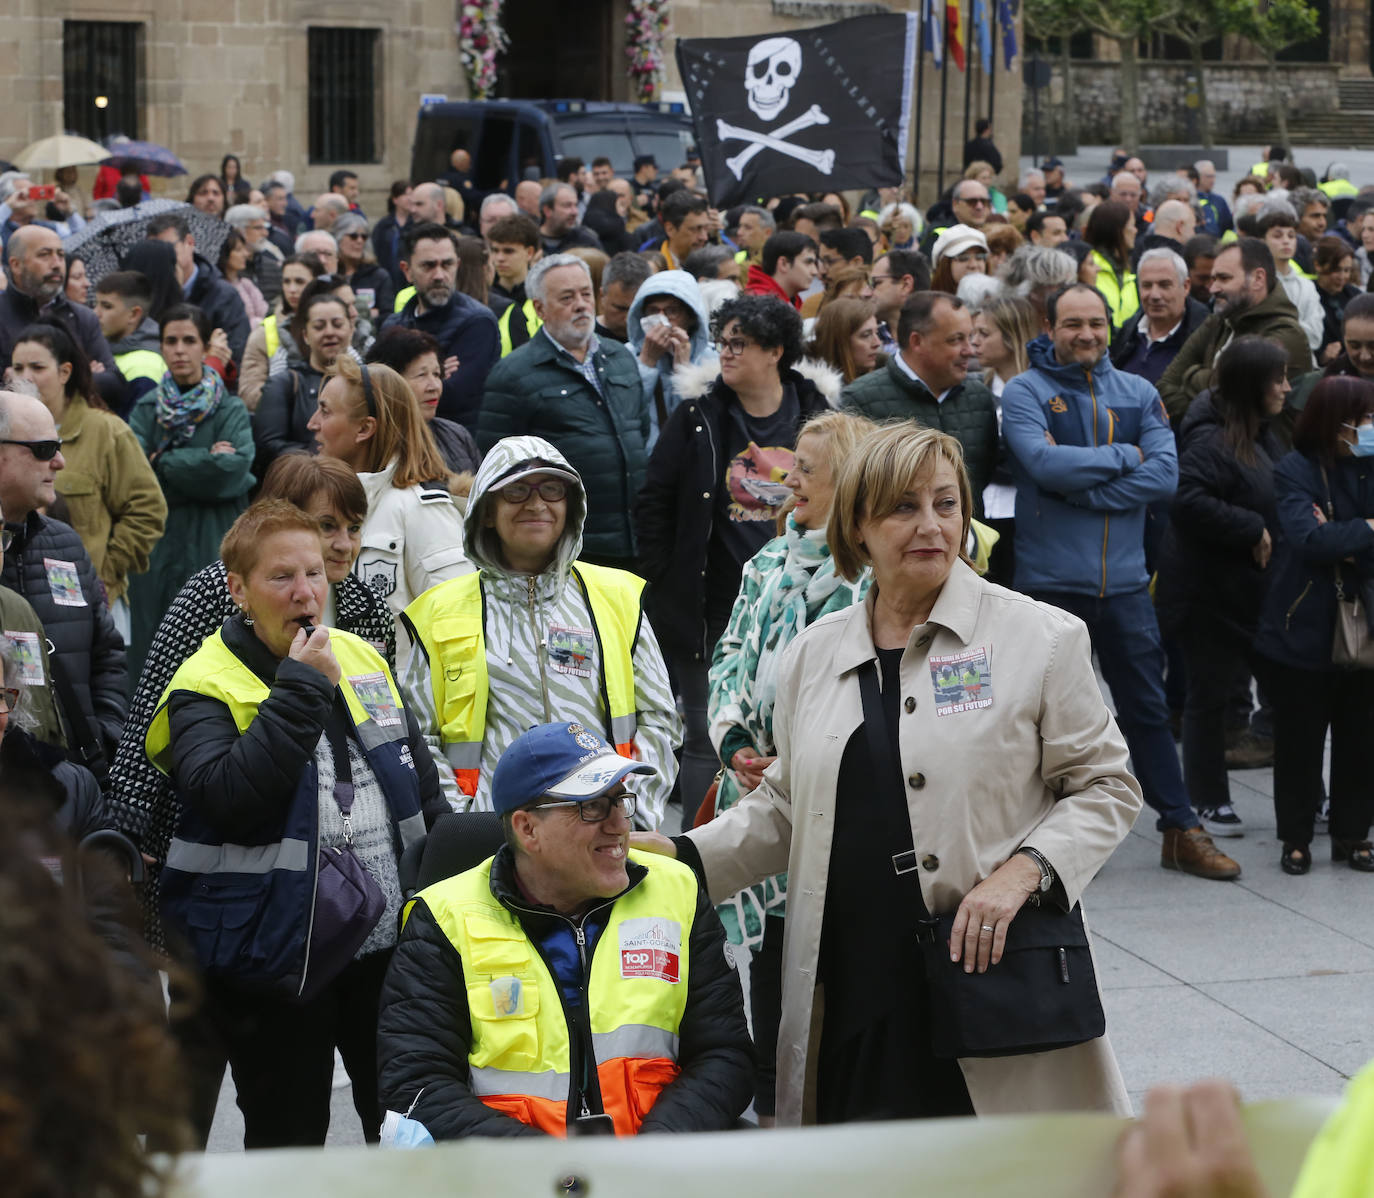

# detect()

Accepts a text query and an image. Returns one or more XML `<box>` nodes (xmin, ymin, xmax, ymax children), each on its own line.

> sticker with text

<box><xmin>619</xmin><ymin>917</ymin><xmax>682</xmax><ymax>983</ymax></box>
<box><xmin>929</xmin><ymin>645</ymin><xmax>993</xmax><ymax>716</ymax></box>
<box><xmin>3</xmin><ymin>631</ymin><xmax>44</xmax><ymax>685</ymax></box>
<box><xmin>348</xmin><ymin>672</ymin><xmax>402</xmax><ymax>727</ymax></box>
<box><xmin>43</xmin><ymin>558</ymin><xmax>85</xmax><ymax>607</ymax></box>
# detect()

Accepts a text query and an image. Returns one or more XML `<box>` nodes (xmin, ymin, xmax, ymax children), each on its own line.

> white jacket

<box><xmin>354</xmin><ymin>458</ymin><xmax>472</xmax><ymax>618</ymax></box>
<box><xmin>1277</xmin><ymin>267</ymin><xmax>1325</xmax><ymax>352</ymax></box>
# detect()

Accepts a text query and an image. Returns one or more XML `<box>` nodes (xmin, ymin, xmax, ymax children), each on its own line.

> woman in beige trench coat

<box><xmin>635</xmin><ymin>423</ymin><xmax>1143</xmax><ymax>1126</ymax></box>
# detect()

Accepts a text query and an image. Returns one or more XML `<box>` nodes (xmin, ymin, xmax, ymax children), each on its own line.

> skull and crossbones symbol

<box><xmin>717</xmin><ymin>37</ymin><xmax>834</xmax><ymax>181</ymax></box>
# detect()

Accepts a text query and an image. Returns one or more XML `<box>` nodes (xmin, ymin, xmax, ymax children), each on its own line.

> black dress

<box><xmin>814</xmin><ymin>647</ymin><xmax>974</xmax><ymax>1123</ymax></box>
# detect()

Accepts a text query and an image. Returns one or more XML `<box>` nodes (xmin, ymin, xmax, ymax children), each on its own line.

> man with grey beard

<box><xmin>476</xmin><ymin>254</ymin><xmax>648</xmax><ymax>568</ymax></box>
<box><xmin>381</xmin><ymin>221</ymin><xmax>498</xmax><ymax>429</ymax></box>
<box><xmin>0</xmin><ymin>225</ymin><xmax>115</xmax><ymax>374</ymax></box>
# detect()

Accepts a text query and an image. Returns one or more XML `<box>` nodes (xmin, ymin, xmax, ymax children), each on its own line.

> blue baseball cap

<box><xmin>490</xmin><ymin>722</ymin><xmax>654</xmax><ymax>816</ymax></box>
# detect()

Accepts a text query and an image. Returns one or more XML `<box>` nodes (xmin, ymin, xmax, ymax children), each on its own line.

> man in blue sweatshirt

<box><xmin>1002</xmin><ymin>283</ymin><xmax>1241</xmax><ymax>881</ymax></box>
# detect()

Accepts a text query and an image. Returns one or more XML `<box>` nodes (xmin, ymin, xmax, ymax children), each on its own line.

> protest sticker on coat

<box><xmin>929</xmin><ymin>646</ymin><xmax>993</xmax><ymax>716</ymax></box>
<box><xmin>3</xmin><ymin>631</ymin><xmax>44</xmax><ymax>685</ymax></box>
<box><xmin>349</xmin><ymin>672</ymin><xmax>402</xmax><ymax>727</ymax></box>
<box><xmin>43</xmin><ymin>558</ymin><xmax>85</xmax><ymax>607</ymax></box>
<box><xmin>619</xmin><ymin>918</ymin><xmax>682</xmax><ymax>983</ymax></box>
<box><xmin>676</xmin><ymin>13</ymin><xmax>917</xmax><ymax>209</ymax></box>
<box><xmin>547</xmin><ymin>624</ymin><xmax>595</xmax><ymax>678</ymax></box>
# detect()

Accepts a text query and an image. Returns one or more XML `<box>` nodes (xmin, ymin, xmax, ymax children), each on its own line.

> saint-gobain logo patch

<box><xmin>619</xmin><ymin>917</ymin><xmax>681</xmax><ymax>983</ymax></box>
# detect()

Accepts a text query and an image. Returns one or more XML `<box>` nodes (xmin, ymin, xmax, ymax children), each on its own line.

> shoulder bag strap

<box><xmin>1319</xmin><ymin>464</ymin><xmax>1347</xmax><ymax>601</ymax></box>
<box><xmin>321</xmin><ymin>700</ymin><xmax>357</xmax><ymax>840</ymax></box>
<box><xmin>856</xmin><ymin>660</ymin><xmax>935</xmax><ymax>928</ymax></box>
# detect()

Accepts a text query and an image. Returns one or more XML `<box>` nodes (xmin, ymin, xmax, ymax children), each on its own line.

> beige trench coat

<box><xmin>688</xmin><ymin>560</ymin><xmax>1143</xmax><ymax>1125</ymax></box>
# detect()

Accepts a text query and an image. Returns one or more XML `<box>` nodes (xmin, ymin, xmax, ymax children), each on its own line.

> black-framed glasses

<box><xmin>960</xmin><ymin>196</ymin><xmax>992</xmax><ymax>208</ymax></box>
<box><xmin>529</xmin><ymin>791</ymin><xmax>638</xmax><ymax>823</ymax></box>
<box><xmin>719</xmin><ymin>337</ymin><xmax>753</xmax><ymax>357</ymax></box>
<box><xmin>0</xmin><ymin>438</ymin><xmax>61</xmax><ymax>461</ymax></box>
<box><xmin>0</xmin><ymin>688</ymin><xmax>20</xmax><ymax>715</ymax></box>
<box><xmin>498</xmin><ymin>479</ymin><xmax>567</xmax><ymax>504</ymax></box>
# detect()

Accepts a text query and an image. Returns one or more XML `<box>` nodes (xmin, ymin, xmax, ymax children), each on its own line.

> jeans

<box><xmin>1265</xmin><ymin>660</ymin><xmax>1374</xmax><ymax>847</ymax></box>
<box><xmin>1033</xmin><ymin>588</ymin><xmax>1199</xmax><ymax>832</ymax></box>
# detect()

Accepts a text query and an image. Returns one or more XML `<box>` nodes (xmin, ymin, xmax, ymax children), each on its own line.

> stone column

<box><xmin>1329</xmin><ymin>0</ymin><xmax>1372</xmax><ymax>76</ymax></box>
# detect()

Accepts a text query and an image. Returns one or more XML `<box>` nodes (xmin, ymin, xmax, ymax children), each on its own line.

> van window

<box><xmin>475</xmin><ymin>116</ymin><xmax>515</xmax><ymax>185</ymax></box>
<box><xmin>557</xmin><ymin>129</ymin><xmax>634</xmax><ymax>176</ymax></box>
<box><xmin>415</xmin><ymin>114</ymin><xmax>477</xmax><ymax>181</ymax></box>
<box><xmin>632</xmin><ymin>128</ymin><xmax>696</xmax><ymax>173</ymax></box>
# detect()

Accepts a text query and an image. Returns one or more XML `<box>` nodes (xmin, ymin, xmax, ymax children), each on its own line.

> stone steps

<box><xmin>1338</xmin><ymin>80</ymin><xmax>1374</xmax><ymax>107</ymax></box>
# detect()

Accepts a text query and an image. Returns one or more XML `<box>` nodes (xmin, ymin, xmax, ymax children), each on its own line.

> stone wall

<box><xmin>1022</xmin><ymin>60</ymin><xmax>1342</xmax><ymax>147</ymax></box>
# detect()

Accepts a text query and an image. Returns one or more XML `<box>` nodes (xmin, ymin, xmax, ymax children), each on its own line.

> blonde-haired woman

<box><xmin>637</xmin><ymin>422</ymin><xmax>1141</xmax><ymax>1126</ymax></box>
<box><xmin>970</xmin><ymin>295</ymin><xmax>1039</xmax><ymax>585</ymax></box>
<box><xmin>707</xmin><ymin>408</ymin><xmax>875</xmax><ymax>1124</ymax></box>
<box><xmin>308</xmin><ymin>356</ymin><xmax>471</xmax><ymax>616</ymax></box>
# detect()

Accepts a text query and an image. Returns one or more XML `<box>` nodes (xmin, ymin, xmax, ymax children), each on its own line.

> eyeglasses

<box><xmin>498</xmin><ymin>478</ymin><xmax>567</xmax><ymax>504</ymax></box>
<box><xmin>719</xmin><ymin>337</ymin><xmax>753</xmax><ymax>357</ymax></box>
<box><xmin>952</xmin><ymin>250</ymin><xmax>989</xmax><ymax>263</ymax></box>
<box><xmin>529</xmin><ymin>791</ymin><xmax>638</xmax><ymax>823</ymax></box>
<box><xmin>341</xmin><ymin>232</ymin><xmax>367</xmax><ymax>240</ymax></box>
<box><xmin>959</xmin><ymin>196</ymin><xmax>992</xmax><ymax>208</ymax></box>
<box><xmin>0</xmin><ymin>688</ymin><xmax>20</xmax><ymax>715</ymax></box>
<box><xmin>0</xmin><ymin>438</ymin><xmax>62</xmax><ymax>461</ymax></box>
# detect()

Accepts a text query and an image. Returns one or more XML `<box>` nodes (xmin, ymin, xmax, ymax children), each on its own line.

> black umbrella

<box><xmin>61</xmin><ymin>199</ymin><xmax>229</xmax><ymax>288</ymax></box>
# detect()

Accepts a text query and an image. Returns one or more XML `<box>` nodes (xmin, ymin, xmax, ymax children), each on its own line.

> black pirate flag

<box><xmin>676</xmin><ymin>14</ymin><xmax>917</xmax><ymax>209</ymax></box>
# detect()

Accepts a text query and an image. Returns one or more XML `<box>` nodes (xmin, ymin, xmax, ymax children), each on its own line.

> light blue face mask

<box><xmin>380</xmin><ymin>1108</ymin><xmax>435</xmax><ymax>1148</ymax></box>
<box><xmin>1345</xmin><ymin>423</ymin><xmax>1374</xmax><ymax>458</ymax></box>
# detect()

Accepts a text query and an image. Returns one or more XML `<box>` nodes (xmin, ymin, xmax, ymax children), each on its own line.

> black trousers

<box><xmin>1179</xmin><ymin>618</ymin><xmax>1266</xmax><ymax>812</ymax></box>
<box><xmin>749</xmin><ymin>915</ymin><xmax>785</xmax><ymax>1117</ymax></box>
<box><xmin>1265</xmin><ymin>659</ymin><xmax>1374</xmax><ymax>847</ymax></box>
<box><xmin>172</xmin><ymin>949</ymin><xmax>392</xmax><ymax>1149</ymax></box>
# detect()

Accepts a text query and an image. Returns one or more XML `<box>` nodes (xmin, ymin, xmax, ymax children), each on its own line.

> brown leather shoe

<box><xmin>1161</xmin><ymin>827</ymin><xmax>1242</xmax><ymax>880</ymax></box>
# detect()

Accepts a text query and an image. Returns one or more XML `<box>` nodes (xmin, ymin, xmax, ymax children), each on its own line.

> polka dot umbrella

<box><xmin>61</xmin><ymin>199</ymin><xmax>229</xmax><ymax>290</ymax></box>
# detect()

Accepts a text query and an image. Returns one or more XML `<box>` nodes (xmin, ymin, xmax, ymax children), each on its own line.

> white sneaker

<box><xmin>1200</xmin><ymin>805</ymin><xmax>1244</xmax><ymax>838</ymax></box>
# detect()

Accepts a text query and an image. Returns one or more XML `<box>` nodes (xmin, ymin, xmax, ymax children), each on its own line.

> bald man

<box><xmin>515</xmin><ymin>179</ymin><xmax>543</xmax><ymax>221</ymax></box>
<box><xmin>412</xmin><ymin>182</ymin><xmax>462</xmax><ymax>230</ymax></box>
<box><xmin>294</xmin><ymin>230</ymin><xmax>339</xmax><ymax>275</ymax></box>
<box><xmin>0</xmin><ymin>225</ymin><xmax>115</xmax><ymax>375</ymax></box>
<box><xmin>1133</xmin><ymin>199</ymin><xmax>1197</xmax><ymax>268</ymax></box>
<box><xmin>310</xmin><ymin>193</ymin><xmax>349</xmax><ymax>233</ymax></box>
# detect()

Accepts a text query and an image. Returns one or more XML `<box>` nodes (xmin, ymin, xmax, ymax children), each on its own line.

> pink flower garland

<box><xmin>625</xmin><ymin>0</ymin><xmax>671</xmax><ymax>102</ymax></box>
<box><xmin>459</xmin><ymin>0</ymin><xmax>509</xmax><ymax>99</ymax></box>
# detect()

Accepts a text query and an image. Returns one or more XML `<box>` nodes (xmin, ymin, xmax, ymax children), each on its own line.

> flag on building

<box><xmin>676</xmin><ymin>14</ymin><xmax>918</xmax><ymax>208</ymax></box>
<box><xmin>924</xmin><ymin>0</ymin><xmax>944</xmax><ymax>69</ymax></box>
<box><xmin>947</xmin><ymin>0</ymin><xmax>967</xmax><ymax>70</ymax></box>
<box><xmin>972</xmin><ymin>0</ymin><xmax>993</xmax><ymax>70</ymax></box>
<box><xmin>998</xmin><ymin>0</ymin><xmax>1019</xmax><ymax>69</ymax></box>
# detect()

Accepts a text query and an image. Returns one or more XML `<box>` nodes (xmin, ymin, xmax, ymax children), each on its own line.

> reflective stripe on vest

<box><xmin>403</xmin><ymin>563</ymin><xmax>644</xmax><ymax>799</ymax></box>
<box><xmin>395</xmin><ymin>285</ymin><xmax>415</xmax><ymax>313</ymax></box>
<box><xmin>498</xmin><ymin>298</ymin><xmax>542</xmax><ymax>357</ymax></box>
<box><xmin>113</xmin><ymin>348</ymin><xmax>166</xmax><ymax>384</ymax></box>
<box><xmin>263</xmin><ymin>312</ymin><xmax>279</xmax><ymax>358</ymax></box>
<box><xmin>418</xmin><ymin>850</ymin><xmax>697</xmax><ymax>1136</ymax></box>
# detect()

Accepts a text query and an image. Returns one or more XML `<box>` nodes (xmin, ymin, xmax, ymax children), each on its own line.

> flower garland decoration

<box><xmin>625</xmin><ymin>0</ymin><xmax>671</xmax><ymax>102</ymax></box>
<box><xmin>459</xmin><ymin>0</ymin><xmax>509</xmax><ymax>99</ymax></box>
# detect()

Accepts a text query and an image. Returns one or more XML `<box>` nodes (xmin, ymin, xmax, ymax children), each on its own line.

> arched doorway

<box><xmin>498</xmin><ymin>0</ymin><xmax>617</xmax><ymax>99</ymax></box>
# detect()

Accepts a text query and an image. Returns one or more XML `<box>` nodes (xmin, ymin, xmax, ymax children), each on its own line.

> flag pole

<box><xmin>915</xmin><ymin>3</ymin><xmax>927</xmax><ymax>200</ymax></box>
<box><xmin>937</xmin><ymin>30</ymin><xmax>950</xmax><ymax>193</ymax></box>
<box><xmin>962</xmin><ymin>5</ymin><xmax>974</xmax><ymax>157</ymax></box>
<box><xmin>988</xmin><ymin>13</ymin><xmax>998</xmax><ymax>125</ymax></box>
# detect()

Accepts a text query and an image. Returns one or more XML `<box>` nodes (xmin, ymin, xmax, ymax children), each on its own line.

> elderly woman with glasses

<box><xmin>636</xmin><ymin>294</ymin><xmax>841</xmax><ymax>828</ymax></box>
<box><xmin>334</xmin><ymin>213</ymin><xmax>395</xmax><ymax>321</ymax></box>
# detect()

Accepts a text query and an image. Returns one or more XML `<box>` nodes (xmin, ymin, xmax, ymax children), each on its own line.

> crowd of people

<box><xmin>1</xmin><ymin>130</ymin><xmax>1373</xmax><ymax>1193</ymax></box>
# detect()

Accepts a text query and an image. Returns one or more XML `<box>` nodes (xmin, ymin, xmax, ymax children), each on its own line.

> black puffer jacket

<box><xmin>1</xmin><ymin>512</ymin><xmax>127</xmax><ymax>770</ymax></box>
<box><xmin>185</xmin><ymin>252</ymin><xmax>251</xmax><ymax>365</ymax></box>
<box><xmin>377</xmin><ymin>846</ymin><xmax>753</xmax><ymax>1138</ymax></box>
<box><xmin>0</xmin><ymin>286</ymin><xmax>116</xmax><ymax>375</ymax></box>
<box><xmin>254</xmin><ymin>356</ymin><xmax>326</xmax><ymax>469</ymax></box>
<box><xmin>636</xmin><ymin>360</ymin><xmax>838</xmax><ymax>660</ymax></box>
<box><xmin>1154</xmin><ymin>391</ymin><xmax>1282</xmax><ymax>636</ymax></box>
<box><xmin>383</xmin><ymin>291</ymin><xmax>499</xmax><ymax>430</ymax></box>
<box><xmin>430</xmin><ymin>416</ymin><xmax>483</xmax><ymax>476</ymax></box>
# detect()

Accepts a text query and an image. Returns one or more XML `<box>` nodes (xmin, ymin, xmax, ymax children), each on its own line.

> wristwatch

<box><xmin>1017</xmin><ymin>846</ymin><xmax>1055</xmax><ymax>894</ymax></box>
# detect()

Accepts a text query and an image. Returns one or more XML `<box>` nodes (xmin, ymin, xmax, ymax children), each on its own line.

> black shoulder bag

<box><xmin>857</xmin><ymin>660</ymin><xmax>1106</xmax><ymax>1059</ymax></box>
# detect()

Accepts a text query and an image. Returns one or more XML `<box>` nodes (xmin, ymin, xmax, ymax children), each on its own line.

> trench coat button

<box><xmin>904</xmin><ymin>696</ymin><xmax>916</xmax><ymax>713</ymax></box>
<box><xmin>921</xmin><ymin>853</ymin><xmax>939</xmax><ymax>871</ymax></box>
<box><xmin>908</xmin><ymin>772</ymin><xmax>926</xmax><ymax>789</ymax></box>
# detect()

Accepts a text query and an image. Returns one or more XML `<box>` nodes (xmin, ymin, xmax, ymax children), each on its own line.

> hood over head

<box><xmin>626</xmin><ymin>269</ymin><xmax>714</xmax><ymax>363</ymax></box>
<box><xmin>463</xmin><ymin>435</ymin><xmax>587</xmax><ymax>577</ymax></box>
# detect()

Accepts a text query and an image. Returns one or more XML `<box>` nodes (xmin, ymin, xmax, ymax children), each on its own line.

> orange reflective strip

<box><xmin>615</xmin><ymin>741</ymin><xmax>635</xmax><ymax>761</ymax></box>
<box><xmin>480</xmin><ymin>1094</ymin><xmax>567</xmax><ymax>1136</ymax></box>
<box><xmin>456</xmin><ymin>768</ymin><xmax>479</xmax><ymax>797</ymax></box>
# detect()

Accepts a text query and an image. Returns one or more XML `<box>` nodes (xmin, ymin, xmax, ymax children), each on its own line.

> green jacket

<box><xmin>0</xmin><ymin>586</ymin><xmax>66</xmax><ymax>748</ymax></box>
<box><xmin>840</xmin><ymin>358</ymin><xmax>999</xmax><ymax>511</ymax></box>
<box><xmin>127</xmin><ymin>392</ymin><xmax>255</xmax><ymax>671</ymax></box>
<box><xmin>1157</xmin><ymin>286</ymin><xmax>1314</xmax><ymax>424</ymax></box>
<box><xmin>477</xmin><ymin>330</ymin><xmax>649</xmax><ymax>563</ymax></box>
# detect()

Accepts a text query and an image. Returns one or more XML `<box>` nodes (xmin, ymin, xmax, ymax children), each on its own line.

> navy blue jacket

<box><xmin>383</xmin><ymin>292</ymin><xmax>499</xmax><ymax>431</ymax></box>
<box><xmin>1002</xmin><ymin>336</ymin><xmax>1178</xmax><ymax>597</ymax></box>
<box><xmin>1255</xmin><ymin>450</ymin><xmax>1374</xmax><ymax>671</ymax></box>
<box><xmin>1110</xmin><ymin>297</ymin><xmax>1211</xmax><ymax>389</ymax></box>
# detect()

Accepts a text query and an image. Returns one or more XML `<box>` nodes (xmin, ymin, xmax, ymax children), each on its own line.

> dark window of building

<box><xmin>309</xmin><ymin>27</ymin><xmax>381</xmax><ymax>164</ymax></box>
<box><xmin>64</xmin><ymin>21</ymin><xmax>143</xmax><ymax>142</ymax></box>
<box><xmin>1025</xmin><ymin>31</ymin><xmax>1095</xmax><ymax>60</ymax></box>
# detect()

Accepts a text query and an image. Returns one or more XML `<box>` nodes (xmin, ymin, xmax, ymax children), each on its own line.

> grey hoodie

<box><xmin>626</xmin><ymin>270</ymin><xmax>719</xmax><ymax>450</ymax></box>
<box><xmin>401</xmin><ymin>435</ymin><xmax>681</xmax><ymax>823</ymax></box>
<box><xmin>110</xmin><ymin>315</ymin><xmax>162</xmax><ymax>357</ymax></box>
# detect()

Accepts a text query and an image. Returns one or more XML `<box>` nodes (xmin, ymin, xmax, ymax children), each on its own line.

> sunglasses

<box><xmin>529</xmin><ymin>792</ymin><xmax>638</xmax><ymax>823</ymax></box>
<box><xmin>0</xmin><ymin>438</ymin><xmax>62</xmax><ymax>461</ymax></box>
<box><xmin>498</xmin><ymin>479</ymin><xmax>567</xmax><ymax>504</ymax></box>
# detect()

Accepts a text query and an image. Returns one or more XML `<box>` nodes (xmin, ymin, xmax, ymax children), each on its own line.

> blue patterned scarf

<box><xmin>154</xmin><ymin>365</ymin><xmax>224</xmax><ymax>449</ymax></box>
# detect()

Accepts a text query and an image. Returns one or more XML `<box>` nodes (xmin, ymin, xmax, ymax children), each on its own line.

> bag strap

<box><xmin>856</xmin><ymin>660</ymin><xmax>934</xmax><ymax>927</ymax></box>
<box><xmin>321</xmin><ymin>701</ymin><xmax>357</xmax><ymax>839</ymax></box>
<box><xmin>1319</xmin><ymin>465</ymin><xmax>1350</xmax><ymax>602</ymax></box>
<box><xmin>46</xmin><ymin>651</ymin><xmax>108</xmax><ymax>785</ymax></box>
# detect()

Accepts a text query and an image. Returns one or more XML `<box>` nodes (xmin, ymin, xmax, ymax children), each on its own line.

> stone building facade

<box><xmin>5</xmin><ymin>0</ymin><xmax>1023</xmax><ymax>211</ymax></box>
